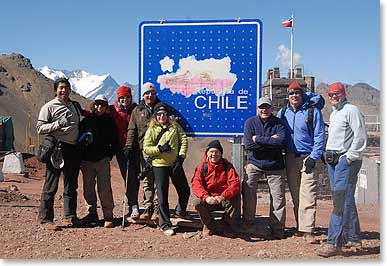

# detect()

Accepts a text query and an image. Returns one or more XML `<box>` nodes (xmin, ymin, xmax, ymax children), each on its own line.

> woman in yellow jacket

<box><xmin>143</xmin><ymin>103</ymin><xmax>190</xmax><ymax>236</ymax></box>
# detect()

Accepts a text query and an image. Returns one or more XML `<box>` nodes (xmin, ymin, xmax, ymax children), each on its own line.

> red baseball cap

<box><xmin>328</xmin><ymin>82</ymin><xmax>346</xmax><ymax>95</ymax></box>
<box><xmin>287</xmin><ymin>82</ymin><xmax>302</xmax><ymax>92</ymax></box>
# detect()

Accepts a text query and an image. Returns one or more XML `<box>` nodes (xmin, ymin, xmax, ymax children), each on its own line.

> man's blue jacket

<box><xmin>244</xmin><ymin>115</ymin><xmax>287</xmax><ymax>170</ymax></box>
<box><xmin>277</xmin><ymin>93</ymin><xmax>325</xmax><ymax>161</ymax></box>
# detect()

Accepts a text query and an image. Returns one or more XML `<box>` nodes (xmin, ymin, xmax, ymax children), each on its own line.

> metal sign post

<box><xmin>139</xmin><ymin>19</ymin><xmax>262</xmax><ymax>138</ymax></box>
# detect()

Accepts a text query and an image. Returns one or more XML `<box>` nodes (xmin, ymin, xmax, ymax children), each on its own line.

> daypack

<box><xmin>280</xmin><ymin>92</ymin><xmax>325</xmax><ymax>138</ymax></box>
<box><xmin>36</xmin><ymin>135</ymin><xmax>57</xmax><ymax>163</ymax></box>
<box><xmin>200</xmin><ymin>158</ymin><xmax>230</xmax><ymax>178</ymax></box>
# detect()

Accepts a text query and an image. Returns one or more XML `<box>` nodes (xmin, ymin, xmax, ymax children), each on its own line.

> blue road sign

<box><xmin>139</xmin><ymin>19</ymin><xmax>262</xmax><ymax>137</ymax></box>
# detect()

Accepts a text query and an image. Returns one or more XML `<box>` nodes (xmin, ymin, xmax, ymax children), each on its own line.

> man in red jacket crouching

<box><xmin>191</xmin><ymin>140</ymin><xmax>240</xmax><ymax>237</ymax></box>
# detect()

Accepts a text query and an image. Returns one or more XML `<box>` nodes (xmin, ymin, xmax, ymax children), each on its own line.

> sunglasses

<box><xmin>328</xmin><ymin>92</ymin><xmax>342</xmax><ymax>97</ymax></box>
<box><xmin>95</xmin><ymin>101</ymin><xmax>108</xmax><ymax>107</ymax></box>
<box><xmin>119</xmin><ymin>96</ymin><xmax>131</xmax><ymax>100</ymax></box>
<box><xmin>144</xmin><ymin>91</ymin><xmax>156</xmax><ymax>96</ymax></box>
<box><xmin>288</xmin><ymin>90</ymin><xmax>303</xmax><ymax>96</ymax></box>
<box><xmin>156</xmin><ymin>112</ymin><xmax>167</xmax><ymax>117</ymax></box>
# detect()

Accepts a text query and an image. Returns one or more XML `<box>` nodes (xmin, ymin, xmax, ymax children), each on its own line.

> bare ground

<box><xmin>0</xmin><ymin>155</ymin><xmax>380</xmax><ymax>260</ymax></box>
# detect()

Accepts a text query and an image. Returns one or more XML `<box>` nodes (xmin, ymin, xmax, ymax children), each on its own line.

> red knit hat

<box><xmin>287</xmin><ymin>82</ymin><xmax>302</xmax><ymax>92</ymax></box>
<box><xmin>117</xmin><ymin>85</ymin><xmax>132</xmax><ymax>98</ymax></box>
<box><xmin>328</xmin><ymin>82</ymin><xmax>346</xmax><ymax>96</ymax></box>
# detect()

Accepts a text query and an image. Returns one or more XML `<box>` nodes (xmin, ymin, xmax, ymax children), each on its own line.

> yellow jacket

<box><xmin>143</xmin><ymin>119</ymin><xmax>188</xmax><ymax>167</ymax></box>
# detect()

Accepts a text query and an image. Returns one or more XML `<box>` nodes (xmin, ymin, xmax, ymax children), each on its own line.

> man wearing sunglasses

<box><xmin>317</xmin><ymin>82</ymin><xmax>366</xmax><ymax>257</ymax></box>
<box><xmin>278</xmin><ymin>82</ymin><xmax>325</xmax><ymax>244</ymax></box>
<box><xmin>243</xmin><ymin>97</ymin><xmax>287</xmax><ymax>239</ymax></box>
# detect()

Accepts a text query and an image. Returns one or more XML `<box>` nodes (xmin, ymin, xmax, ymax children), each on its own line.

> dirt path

<box><xmin>0</xmin><ymin>156</ymin><xmax>380</xmax><ymax>259</ymax></box>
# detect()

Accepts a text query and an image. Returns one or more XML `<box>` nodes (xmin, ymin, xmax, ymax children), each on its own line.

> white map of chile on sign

<box><xmin>157</xmin><ymin>55</ymin><xmax>237</xmax><ymax>97</ymax></box>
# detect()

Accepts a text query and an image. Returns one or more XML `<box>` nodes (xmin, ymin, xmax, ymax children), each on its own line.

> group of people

<box><xmin>36</xmin><ymin>77</ymin><xmax>367</xmax><ymax>258</ymax></box>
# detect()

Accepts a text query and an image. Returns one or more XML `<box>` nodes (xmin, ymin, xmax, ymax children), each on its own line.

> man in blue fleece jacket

<box><xmin>278</xmin><ymin>82</ymin><xmax>325</xmax><ymax>244</ymax></box>
<box><xmin>243</xmin><ymin>96</ymin><xmax>287</xmax><ymax>239</ymax></box>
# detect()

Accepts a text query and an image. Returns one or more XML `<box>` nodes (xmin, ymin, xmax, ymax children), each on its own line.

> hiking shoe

<box><xmin>81</xmin><ymin>213</ymin><xmax>99</xmax><ymax>226</ymax></box>
<box><xmin>317</xmin><ymin>243</ymin><xmax>342</xmax><ymax>258</ymax></box>
<box><xmin>272</xmin><ymin>229</ymin><xmax>285</xmax><ymax>240</ymax></box>
<box><xmin>175</xmin><ymin>210</ymin><xmax>192</xmax><ymax>220</ymax></box>
<box><xmin>104</xmin><ymin>221</ymin><xmax>114</xmax><ymax>228</ymax></box>
<box><xmin>139</xmin><ymin>208</ymin><xmax>151</xmax><ymax>221</ymax></box>
<box><xmin>303</xmin><ymin>232</ymin><xmax>319</xmax><ymax>244</ymax></box>
<box><xmin>293</xmin><ymin>230</ymin><xmax>304</xmax><ymax>237</ymax></box>
<box><xmin>130</xmin><ymin>206</ymin><xmax>140</xmax><ymax>220</ymax></box>
<box><xmin>344</xmin><ymin>241</ymin><xmax>362</xmax><ymax>249</ymax></box>
<box><xmin>242</xmin><ymin>220</ymin><xmax>255</xmax><ymax>229</ymax></box>
<box><xmin>41</xmin><ymin>222</ymin><xmax>61</xmax><ymax>231</ymax></box>
<box><xmin>151</xmin><ymin>211</ymin><xmax>159</xmax><ymax>223</ymax></box>
<box><xmin>162</xmin><ymin>227</ymin><xmax>175</xmax><ymax>236</ymax></box>
<box><xmin>63</xmin><ymin>217</ymin><xmax>79</xmax><ymax>227</ymax></box>
<box><xmin>202</xmin><ymin>224</ymin><xmax>214</xmax><ymax>237</ymax></box>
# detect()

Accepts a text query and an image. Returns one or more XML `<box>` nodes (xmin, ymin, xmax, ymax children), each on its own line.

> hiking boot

<box><xmin>41</xmin><ymin>222</ymin><xmax>61</xmax><ymax>231</ymax></box>
<box><xmin>130</xmin><ymin>205</ymin><xmax>140</xmax><ymax>220</ymax></box>
<box><xmin>242</xmin><ymin>220</ymin><xmax>255</xmax><ymax>230</ymax></box>
<box><xmin>303</xmin><ymin>232</ymin><xmax>319</xmax><ymax>244</ymax></box>
<box><xmin>81</xmin><ymin>213</ymin><xmax>99</xmax><ymax>226</ymax></box>
<box><xmin>272</xmin><ymin>229</ymin><xmax>285</xmax><ymax>240</ymax></box>
<box><xmin>202</xmin><ymin>224</ymin><xmax>214</xmax><ymax>237</ymax></box>
<box><xmin>317</xmin><ymin>243</ymin><xmax>342</xmax><ymax>258</ymax></box>
<box><xmin>162</xmin><ymin>227</ymin><xmax>175</xmax><ymax>236</ymax></box>
<box><xmin>151</xmin><ymin>211</ymin><xmax>159</xmax><ymax>223</ymax></box>
<box><xmin>104</xmin><ymin>221</ymin><xmax>114</xmax><ymax>228</ymax></box>
<box><xmin>139</xmin><ymin>208</ymin><xmax>152</xmax><ymax>221</ymax></box>
<box><xmin>344</xmin><ymin>241</ymin><xmax>362</xmax><ymax>250</ymax></box>
<box><xmin>293</xmin><ymin>230</ymin><xmax>304</xmax><ymax>237</ymax></box>
<box><xmin>63</xmin><ymin>217</ymin><xmax>79</xmax><ymax>227</ymax></box>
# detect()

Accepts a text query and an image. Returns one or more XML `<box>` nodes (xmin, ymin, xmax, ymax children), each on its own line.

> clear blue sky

<box><xmin>0</xmin><ymin>0</ymin><xmax>381</xmax><ymax>88</ymax></box>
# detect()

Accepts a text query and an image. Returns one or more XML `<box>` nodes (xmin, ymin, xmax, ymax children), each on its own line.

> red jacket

<box><xmin>191</xmin><ymin>157</ymin><xmax>240</xmax><ymax>202</ymax></box>
<box><xmin>110</xmin><ymin>101</ymin><xmax>137</xmax><ymax>149</ymax></box>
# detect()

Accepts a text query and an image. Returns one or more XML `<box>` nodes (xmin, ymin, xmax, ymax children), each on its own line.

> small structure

<box><xmin>2</xmin><ymin>152</ymin><xmax>25</xmax><ymax>174</ymax></box>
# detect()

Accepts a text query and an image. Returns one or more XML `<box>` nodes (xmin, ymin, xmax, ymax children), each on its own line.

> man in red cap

<box><xmin>110</xmin><ymin>85</ymin><xmax>139</xmax><ymax>219</ymax></box>
<box><xmin>317</xmin><ymin>82</ymin><xmax>367</xmax><ymax>257</ymax></box>
<box><xmin>278</xmin><ymin>81</ymin><xmax>325</xmax><ymax>243</ymax></box>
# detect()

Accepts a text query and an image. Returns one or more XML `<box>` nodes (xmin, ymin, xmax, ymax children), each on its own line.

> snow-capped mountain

<box><xmin>38</xmin><ymin>66</ymin><xmax>121</xmax><ymax>104</ymax></box>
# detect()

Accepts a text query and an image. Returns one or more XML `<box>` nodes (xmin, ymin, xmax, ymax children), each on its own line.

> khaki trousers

<box><xmin>285</xmin><ymin>153</ymin><xmax>317</xmax><ymax>233</ymax></box>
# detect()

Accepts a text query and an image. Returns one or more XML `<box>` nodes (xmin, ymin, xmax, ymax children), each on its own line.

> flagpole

<box><xmin>290</xmin><ymin>13</ymin><xmax>294</xmax><ymax>79</ymax></box>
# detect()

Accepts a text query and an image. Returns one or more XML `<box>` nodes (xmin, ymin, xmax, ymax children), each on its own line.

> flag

<box><xmin>282</xmin><ymin>18</ymin><xmax>293</xmax><ymax>27</ymax></box>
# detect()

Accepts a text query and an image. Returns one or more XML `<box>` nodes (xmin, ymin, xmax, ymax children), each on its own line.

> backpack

<box><xmin>200</xmin><ymin>158</ymin><xmax>230</xmax><ymax>178</ymax></box>
<box><xmin>280</xmin><ymin>92</ymin><xmax>325</xmax><ymax>138</ymax></box>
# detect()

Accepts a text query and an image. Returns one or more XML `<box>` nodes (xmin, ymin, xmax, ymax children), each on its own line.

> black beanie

<box><xmin>153</xmin><ymin>103</ymin><xmax>168</xmax><ymax>116</ymax></box>
<box><xmin>206</xmin><ymin>140</ymin><xmax>223</xmax><ymax>154</ymax></box>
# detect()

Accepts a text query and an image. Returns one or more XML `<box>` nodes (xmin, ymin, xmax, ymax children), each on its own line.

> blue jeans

<box><xmin>327</xmin><ymin>155</ymin><xmax>362</xmax><ymax>247</ymax></box>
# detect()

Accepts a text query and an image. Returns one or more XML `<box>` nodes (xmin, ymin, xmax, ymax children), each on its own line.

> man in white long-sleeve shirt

<box><xmin>317</xmin><ymin>82</ymin><xmax>367</xmax><ymax>257</ymax></box>
<box><xmin>37</xmin><ymin>78</ymin><xmax>83</xmax><ymax>230</ymax></box>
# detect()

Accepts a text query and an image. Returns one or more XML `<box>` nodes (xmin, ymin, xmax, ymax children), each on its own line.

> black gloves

<box><xmin>304</xmin><ymin>157</ymin><xmax>316</xmax><ymax>174</ymax></box>
<box><xmin>123</xmin><ymin>146</ymin><xmax>132</xmax><ymax>159</ymax></box>
<box><xmin>158</xmin><ymin>143</ymin><xmax>171</xmax><ymax>153</ymax></box>
<box><xmin>176</xmin><ymin>155</ymin><xmax>185</xmax><ymax>164</ymax></box>
<box><xmin>172</xmin><ymin>156</ymin><xmax>185</xmax><ymax>175</ymax></box>
<box><xmin>58</xmin><ymin>116</ymin><xmax>69</xmax><ymax>128</ymax></box>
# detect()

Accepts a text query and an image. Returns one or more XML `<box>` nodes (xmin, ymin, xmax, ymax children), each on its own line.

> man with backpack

<box><xmin>191</xmin><ymin>140</ymin><xmax>240</xmax><ymax>237</ymax></box>
<box><xmin>278</xmin><ymin>82</ymin><xmax>325</xmax><ymax>243</ymax></box>
<box><xmin>243</xmin><ymin>97</ymin><xmax>287</xmax><ymax>239</ymax></box>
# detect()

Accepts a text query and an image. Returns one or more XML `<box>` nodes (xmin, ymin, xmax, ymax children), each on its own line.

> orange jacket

<box><xmin>191</xmin><ymin>157</ymin><xmax>240</xmax><ymax>202</ymax></box>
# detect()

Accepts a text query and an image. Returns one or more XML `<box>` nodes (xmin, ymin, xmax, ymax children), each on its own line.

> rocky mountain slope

<box><xmin>0</xmin><ymin>53</ymin><xmax>91</xmax><ymax>151</ymax></box>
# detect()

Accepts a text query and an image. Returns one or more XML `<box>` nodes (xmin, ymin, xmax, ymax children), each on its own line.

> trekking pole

<box><xmin>121</xmin><ymin>167</ymin><xmax>130</xmax><ymax>228</ymax></box>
